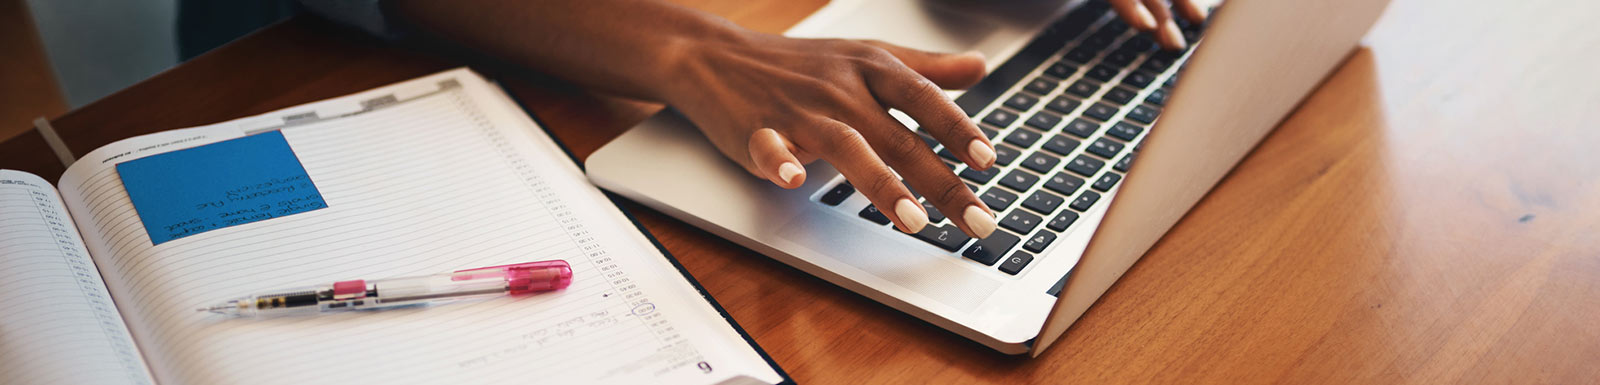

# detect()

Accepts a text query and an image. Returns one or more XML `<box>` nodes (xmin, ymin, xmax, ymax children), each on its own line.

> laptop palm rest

<box><xmin>775</xmin><ymin>208</ymin><xmax>1000</xmax><ymax>313</ymax></box>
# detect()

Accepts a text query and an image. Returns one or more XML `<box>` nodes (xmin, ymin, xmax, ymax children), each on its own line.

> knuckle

<box><xmin>880</xmin><ymin>129</ymin><xmax>924</xmax><ymax>160</ymax></box>
<box><xmin>860</xmin><ymin>172</ymin><xmax>901</xmax><ymax>198</ymax></box>
<box><xmin>819</xmin><ymin>126</ymin><xmax>867</xmax><ymax>154</ymax></box>
<box><xmin>932</xmin><ymin>179</ymin><xmax>971</xmax><ymax>205</ymax></box>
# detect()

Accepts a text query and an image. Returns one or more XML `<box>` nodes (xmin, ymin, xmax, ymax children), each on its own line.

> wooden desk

<box><xmin>4</xmin><ymin>0</ymin><xmax>1596</xmax><ymax>383</ymax></box>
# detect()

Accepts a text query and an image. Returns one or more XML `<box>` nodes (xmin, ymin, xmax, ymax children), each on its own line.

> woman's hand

<box><xmin>656</xmin><ymin>31</ymin><xmax>1000</xmax><ymax>238</ymax></box>
<box><xmin>1108</xmin><ymin>0</ymin><xmax>1210</xmax><ymax>49</ymax></box>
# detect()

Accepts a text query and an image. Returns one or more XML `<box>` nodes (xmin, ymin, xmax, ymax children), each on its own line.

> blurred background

<box><xmin>2</xmin><ymin>0</ymin><xmax>290</xmax><ymax>142</ymax></box>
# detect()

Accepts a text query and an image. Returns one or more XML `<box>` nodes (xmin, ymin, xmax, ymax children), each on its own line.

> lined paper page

<box><xmin>55</xmin><ymin>69</ymin><xmax>780</xmax><ymax>385</ymax></box>
<box><xmin>0</xmin><ymin>170</ymin><xmax>154</xmax><ymax>385</ymax></box>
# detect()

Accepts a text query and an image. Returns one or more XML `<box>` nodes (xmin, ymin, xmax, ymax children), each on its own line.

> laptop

<box><xmin>586</xmin><ymin>0</ymin><xmax>1389</xmax><ymax>355</ymax></box>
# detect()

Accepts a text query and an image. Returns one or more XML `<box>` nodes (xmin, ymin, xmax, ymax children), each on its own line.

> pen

<box><xmin>199</xmin><ymin>260</ymin><xmax>573</xmax><ymax>317</ymax></box>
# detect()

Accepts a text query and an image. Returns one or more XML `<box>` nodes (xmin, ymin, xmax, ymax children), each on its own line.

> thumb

<box><xmin>861</xmin><ymin>40</ymin><xmax>987</xmax><ymax>89</ymax></box>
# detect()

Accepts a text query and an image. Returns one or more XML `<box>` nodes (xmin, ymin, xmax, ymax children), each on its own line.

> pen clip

<box><xmin>452</xmin><ymin>260</ymin><xmax>573</xmax><ymax>294</ymax></box>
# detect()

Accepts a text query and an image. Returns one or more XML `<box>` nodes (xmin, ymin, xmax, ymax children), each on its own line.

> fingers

<box><xmin>798</xmin><ymin>119</ymin><xmax>929</xmax><ymax>234</ymax></box>
<box><xmin>859</xmin><ymin>60</ymin><xmax>996</xmax><ymax>172</ymax></box>
<box><xmin>860</xmin><ymin>41</ymin><xmax>987</xmax><ymax>89</ymax></box>
<box><xmin>1108</xmin><ymin>0</ymin><xmax>1159</xmax><ymax>30</ymax></box>
<box><xmin>748</xmin><ymin>128</ymin><xmax>807</xmax><ymax>189</ymax></box>
<box><xmin>1139</xmin><ymin>0</ymin><xmax>1188</xmax><ymax>50</ymax></box>
<box><xmin>853</xmin><ymin>111</ymin><xmax>998</xmax><ymax>239</ymax></box>
<box><xmin>1172</xmin><ymin>0</ymin><xmax>1208</xmax><ymax>24</ymax></box>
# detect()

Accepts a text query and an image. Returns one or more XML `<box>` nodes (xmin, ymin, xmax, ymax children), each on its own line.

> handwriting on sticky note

<box><xmin>118</xmin><ymin>131</ymin><xmax>328</xmax><ymax>245</ymax></box>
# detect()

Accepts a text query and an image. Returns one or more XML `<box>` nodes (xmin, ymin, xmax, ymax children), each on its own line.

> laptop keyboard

<box><xmin>816</xmin><ymin>1</ymin><xmax>1205</xmax><ymax>278</ymax></box>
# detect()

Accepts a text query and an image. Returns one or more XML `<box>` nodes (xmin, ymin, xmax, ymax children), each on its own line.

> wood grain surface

<box><xmin>2</xmin><ymin>0</ymin><xmax>1595</xmax><ymax>383</ymax></box>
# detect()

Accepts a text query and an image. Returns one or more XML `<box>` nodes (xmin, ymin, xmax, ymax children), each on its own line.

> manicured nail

<box><xmin>1131</xmin><ymin>5</ymin><xmax>1159</xmax><ymax>30</ymax></box>
<box><xmin>1160</xmin><ymin>21</ymin><xmax>1187</xmax><ymax>49</ymax></box>
<box><xmin>968</xmin><ymin>139</ymin><xmax>995</xmax><ymax>169</ymax></box>
<box><xmin>963</xmin><ymin>205</ymin><xmax>996</xmax><ymax>238</ymax></box>
<box><xmin>777</xmin><ymin>162</ymin><xmax>803</xmax><ymax>184</ymax></box>
<box><xmin>894</xmin><ymin>198</ymin><xmax>929</xmax><ymax>233</ymax></box>
<box><xmin>961</xmin><ymin>50</ymin><xmax>987</xmax><ymax>62</ymax></box>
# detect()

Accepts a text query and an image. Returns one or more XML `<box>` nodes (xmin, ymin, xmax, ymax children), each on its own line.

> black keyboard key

<box><xmin>1141</xmin><ymin>51</ymin><xmax>1178</xmax><ymax>72</ymax></box>
<box><xmin>916</xmin><ymin>132</ymin><xmax>939</xmax><ymax>149</ymax></box>
<box><xmin>1020</xmin><ymin>152</ymin><xmax>1059</xmax><ymax>174</ymax></box>
<box><xmin>1047</xmin><ymin>210</ymin><xmax>1079</xmax><ymax>231</ymax></box>
<box><xmin>1104</xmin><ymin>87</ymin><xmax>1137</xmax><ymax>105</ymax></box>
<box><xmin>1065</xmin><ymin>155</ymin><xmax>1105</xmax><ymax>177</ymax></box>
<box><xmin>1091</xmin><ymin>172</ymin><xmax>1122</xmax><ymax>192</ymax></box>
<box><xmin>1127</xmin><ymin>104</ymin><xmax>1160</xmax><ymax>124</ymax></box>
<box><xmin>900</xmin><ymin>179</ymin><xmax>923</xmax><ymax>199</ymax></box>
<box><xmin>983</xmin><ymin>109</ymin><xmax>1019</xmax><ymax>128</ymax></box>
<box><xmin>1108</xmin><ymin>122</ymin><xmax>1144</xmax><ymax>141</ymax></box>
<box><xmin>1082</xmin><ymin>29</ymin><xmax>1119</xmax><ymax>50</ymax></box>
<box><xmin>1022</xmin><ymin>191</ymin><xmax>1065</xmax><ymax>214</ymax></box>
<box><xmin>960</xmin><ymin>166</ymin><xmax>1002</xmax><ymax>184</ymax></box>
<box><xmin>1070</xmin><ymin>190</ymin><xmax>1101</xmax><ymax>211</ymax></box>
<box><xmin>1000</xmin><ymin>210</ymin><xmax>1043</xmax><ymax>234</ymax></box>
<box><xmin>1024</xmin><ymin>111</ymin><xmax>1062</xmax><ymax>131</ymax></box>
<box><xmin>1114</xmin><ymin>153</ymin><xmax>1135</xmax><ymax>172</ymax></box>
<box><xmin>920</xmin><ymin>200</ymin><xmax>947</xmax><ymax>222</ymax></box>
<box><xmin>1121</xmin><ymin>71</ymin><xmax>1156</xmax><ymax>88</ymax></box>
<box><xmin>1165</xmin><ymin>72</ymin><xmax>1180</xmax><ymax>87</ymax></box>
<box><xmin>1004</xmin><ymin>129</ymin><xmax>1043</xmax><ymax>148</ymax></box>
<box><xmin>981</xmin><ymin>126</ymin><xmax>1000</xmax><ymax>139</ymax></box>
<box><xmin>1083</xmin><ymin>102</ymin><xmax>1118</xmax><ymax>121</ymax></box>
<box><xmin>1003</xmin><ymin>93</ymin><xmax>1039</xmax><ymax>111</ymax></box>
<box><xmin>1145</xmin><ymin>88</ymin><xmax>1169</xmax><ymax>106</ymax></box>
<box><xmin>1086</xmin><ymin>138</ymin><xmax>1125</xmax><ymax>159</ymax></box>
<box><xmin>937</xmin><ymin>146</ymin><xmax>960</xmax><ymax>161</ymax></box>
<box><xmin>820</xmin><ymin>183</ymin><xmax>855</xmax><ymax>206</ymax></box>
<box><xmin>1103</xmin><ymin>50</ymin><xmax>1139</xmax><ymax>67</ymax></box>
<box><xmin>1042</xmin><ymin>135</ymin><xmax>1081</xmax><ymax>155</ymax></box>
<box><xmin>1045</xmin><ymin>173</ymin><xmax>1086</xmax><ymax>196</ymax></box>
<box><xmin>993</xmin><ymin>144</ymin><xmax>1021</xmax><ymax>166</ymax></box>
<box><xmin>1065</xmin><ymin>79</ymin><xmax>1101</xmax><ymax>98</ymax></box>
<box><xmin>1063</xmin><ymin>118</ymin><xmax>1099</xmax><ymax>138</ymax></box>
<box><xmin>1121</xmin><ymin>35</ymin><xmax>1156</xmax><ymax>52</ymax></box>
<box><xmin>1023</xmin><ymin>78</ymin><xmax>1058</xmax><ymax>95</ymax></box>
<box><xmin>998</xmin><ymin>251</ymin><xmax>1035</xmax><ymax>275</ymax></box>
<box><xmin>1086</xmin><ymin>64</ymin><xmax>1119</xmax><ymax>82</ymax></box>
<box><xmin>980</xmin><ymin>188</ymin><xmax>1019</xmax><ymax>211</ymax></box>
<box><xmin>1063</xmin><ymin>46</ymin><xmax>1098</xmax><ymax>64</ymax></box>
<box><xmin>914</xmin><ymin>224</ymin><xmax>971</xmax><ymax>251</ymax></box>
<box><xmin>1045</xmin><ymin>96</ymin><xmax>1082</xmax><ymax>114</ymax></box>
<box><xmin>1043</xmin><ymin>62</ymin><xmax>1078</xmax><ymax>79</ymax></box>
<box><xmin>1023</xmin><ymin>231</ymin><xmax>1057</xmax><ymax>253</ymax></box>
<box><xmin>962</xmin><ymin>231</ymin><xmax>1020</xmax><ymax>265</ymax></box>
<box><xmin>859</xmin><ymin>205</ymin><xmax>891</xmax><ymax>225</ymax></box>
<box><xmin>999</xmin><ymin>170</ymin><xmax>1040</xmax><ymax>192</ymax></box>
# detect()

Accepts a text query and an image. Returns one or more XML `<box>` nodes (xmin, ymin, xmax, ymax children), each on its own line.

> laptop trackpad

<box><xmin>774</xmin><ymin>208</ymin><xmax>1000</xmax><ymax>313</ymax></box>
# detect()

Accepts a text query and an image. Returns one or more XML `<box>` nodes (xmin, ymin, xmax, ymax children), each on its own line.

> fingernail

<box><xmin>968</xmin><ymin>139</ymin><xmax>995</xmax><ymax>169</ymax></box>
<box><xmin>1131</xmin><ymin>5</ymin><xmax>1159</xmax><ymax>30</ymax></box>
<box><xmin>1160</xmin><ymin>21</ymin><xmax>1187</xmax><ymax>49</ymax></box>
<box><xmin>777</xmin><ymin>162</ymin><xmax>803</xmax><ymax>184</ymax></box>
<box><xmin>960</xmin><ymin>50</ymin><xmax>986</xmax><ymax>62</ymax></box>
<box><xmin>894</xmin><ymin>198</ymin><xmax>929</xmax><ymax>233</ymax></box>
<box><xmin>963</xmin><ymin>205</ymin><xmax>996</xmax><ymax>238</ymax></box>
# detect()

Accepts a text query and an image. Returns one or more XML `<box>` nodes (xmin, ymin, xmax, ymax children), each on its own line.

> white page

<box><xmin>55</xmin><ymin>69</ymin><xmax>782</xmax><ymax>385</ymax></box>
<box><xmin>0</xmin><ymin>170</ymin><xmax>155</xmax><ymax>385</ymax></box>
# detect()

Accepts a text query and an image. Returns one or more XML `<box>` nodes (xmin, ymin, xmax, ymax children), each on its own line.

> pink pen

<box><xmin>199</xmin><ymin>260</ymin><xmax>573</xmax><ymax>317</ymax></box>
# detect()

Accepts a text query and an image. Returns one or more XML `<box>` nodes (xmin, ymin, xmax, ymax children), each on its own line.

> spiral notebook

<box><xmin>0</xmin><ymin>68</ymin><xmax>788</xmax><ymax>385</ymax></box>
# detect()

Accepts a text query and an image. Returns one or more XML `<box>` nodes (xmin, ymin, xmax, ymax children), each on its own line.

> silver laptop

<box><xmin>586</xmin><ymin>0</ymin><xmax>1389</xmax><ymax>355</ymax></box>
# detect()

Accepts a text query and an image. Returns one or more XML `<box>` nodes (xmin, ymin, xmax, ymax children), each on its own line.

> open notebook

<box><xmin>0</xmin><ymin>68</ymin><xmax>788</xmax><ymax>385</ymax></box>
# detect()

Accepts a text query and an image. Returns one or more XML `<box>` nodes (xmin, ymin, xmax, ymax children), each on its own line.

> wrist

<box><xmin>643</xmin><ymin>15</ymin><xmax>753</xmax><ymax>103</ymax></box>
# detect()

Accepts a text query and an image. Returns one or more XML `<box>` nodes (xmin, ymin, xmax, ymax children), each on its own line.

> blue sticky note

<box><xmin>117</xmin><ymin>130</ymin><xmax>327</xmax><ymax>245</ymax></box>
